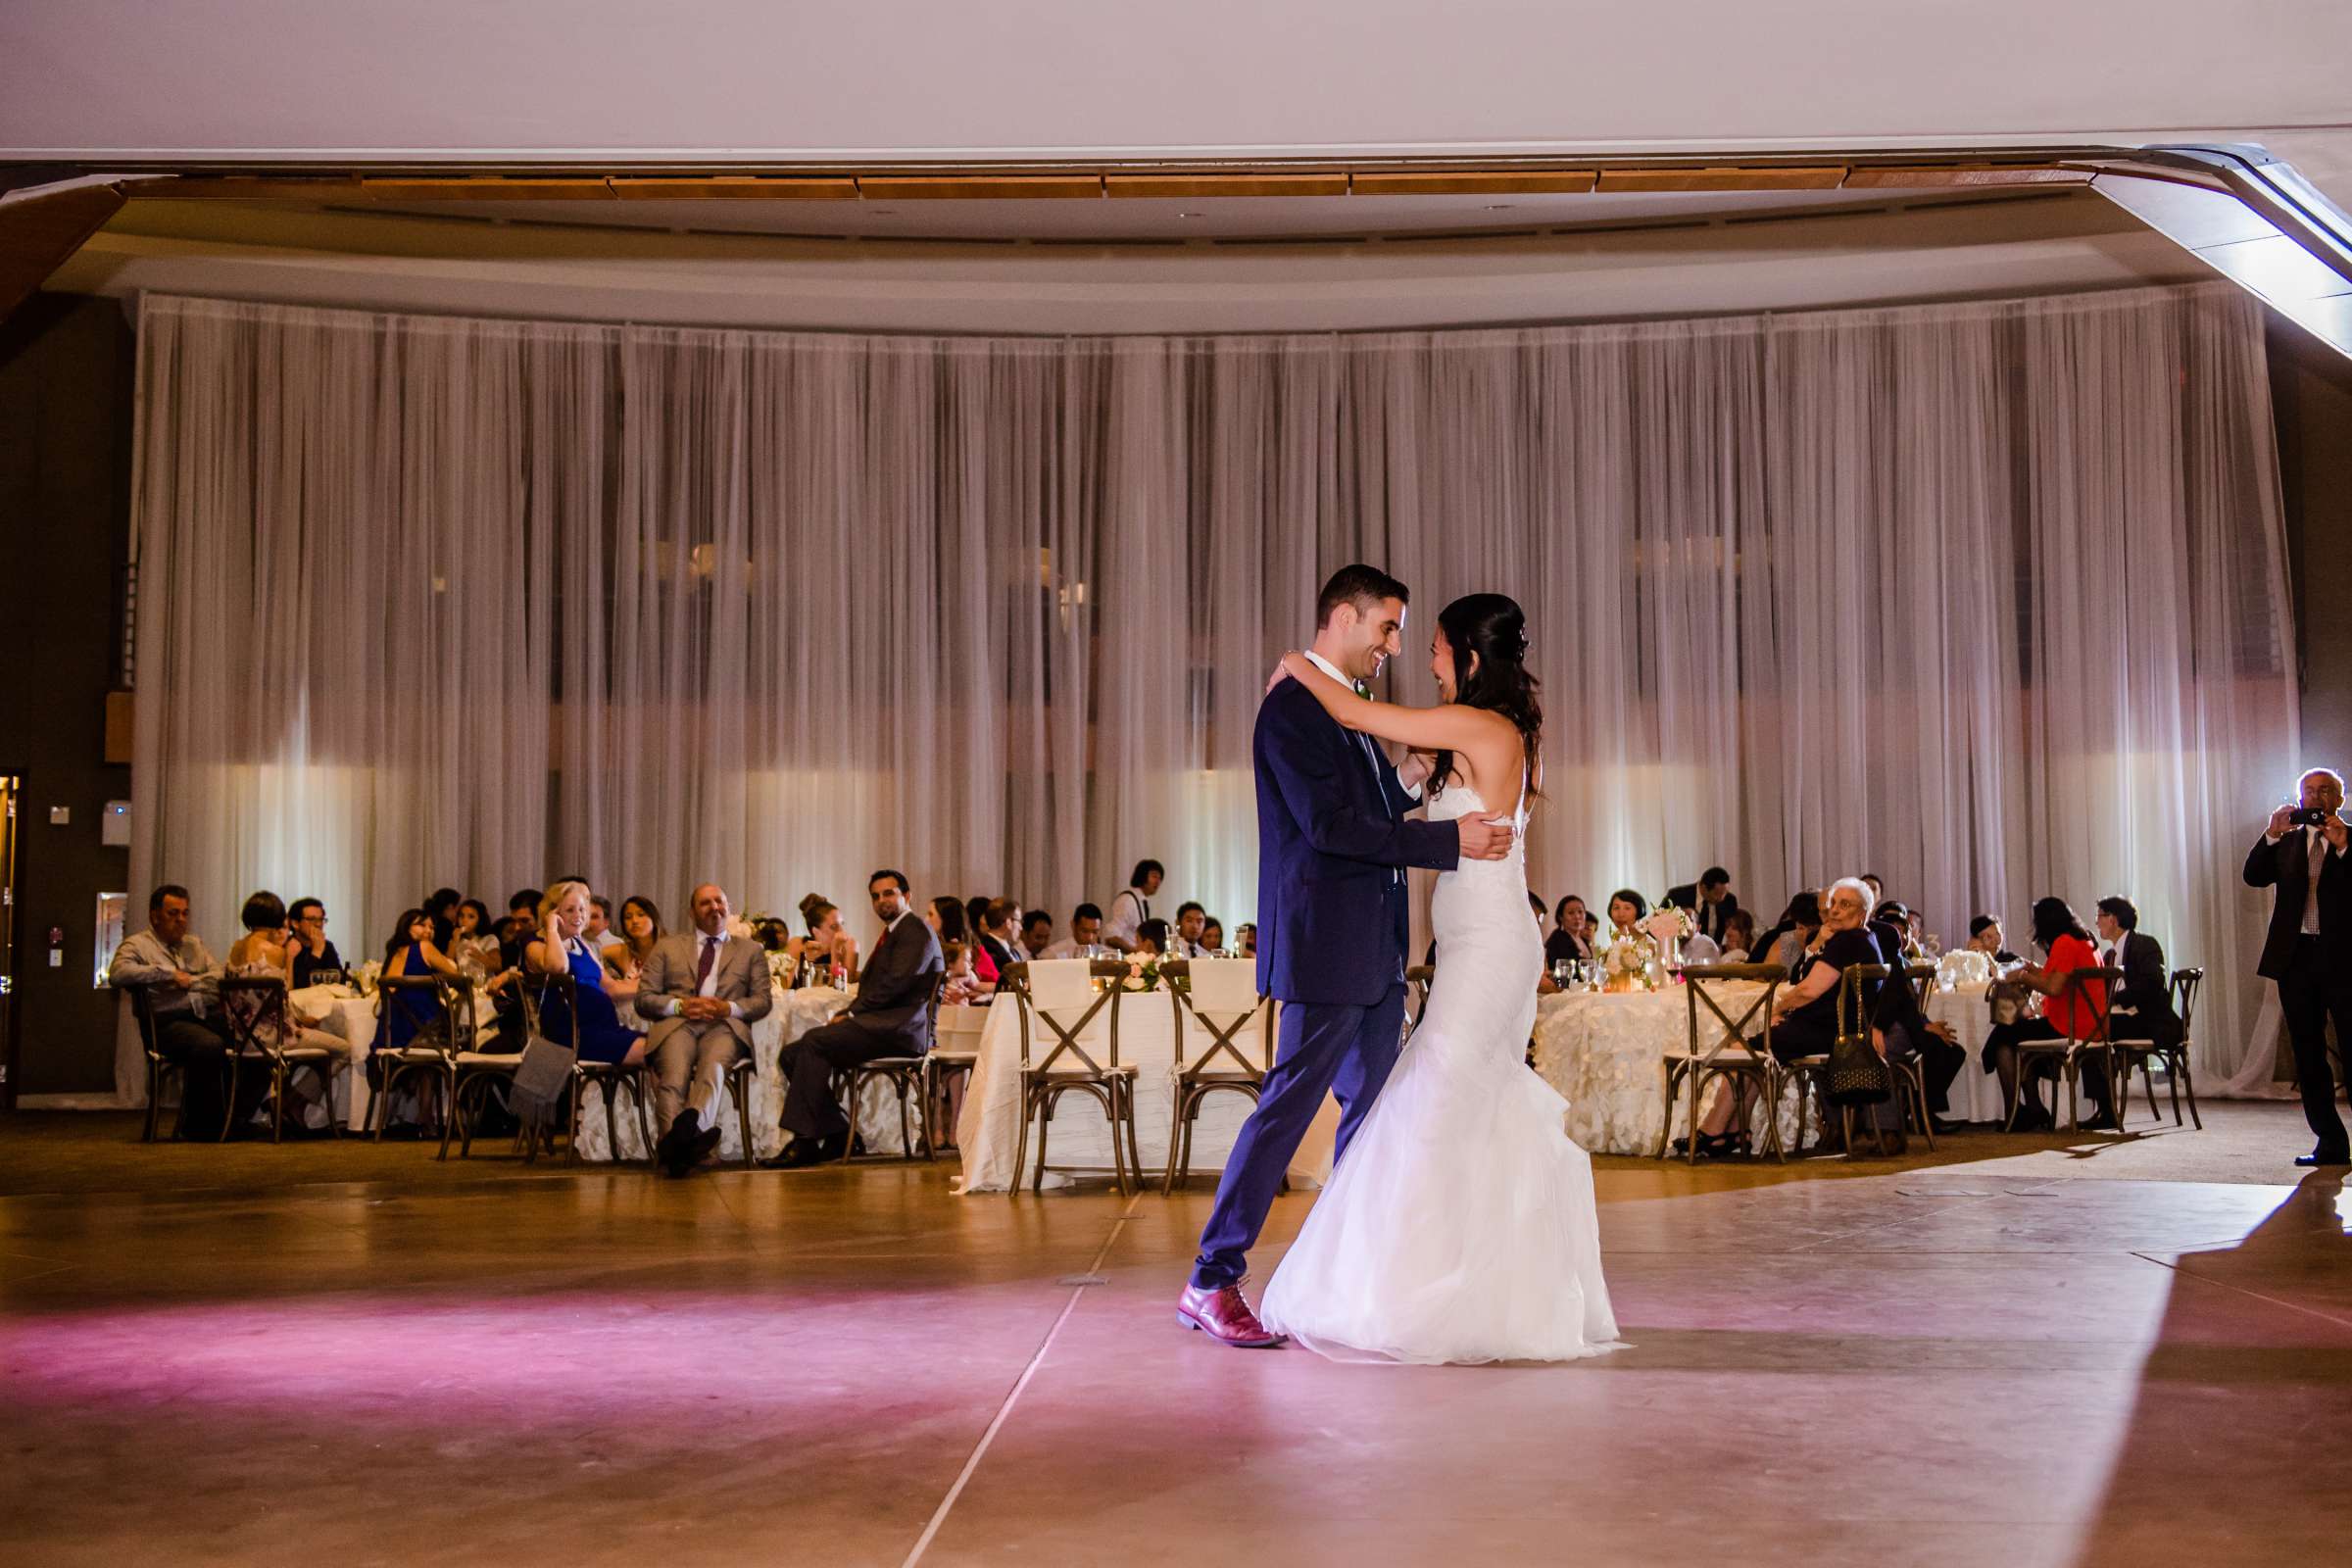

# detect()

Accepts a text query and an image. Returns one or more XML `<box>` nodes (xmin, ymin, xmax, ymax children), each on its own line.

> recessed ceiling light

<box><xmin>870</xmin><ymin>208</ymin><xmax>897</xmax><ymax>216</ymax></box>
<box><xmin>1485</xmin><ymin>204</ymin><xmax>1516</xmax><ymax>211</ymax></box>
<box><xmin>1177</xmin><ymin>211</ymin><xmax>1201</xmax><ymax>219</ymax></box>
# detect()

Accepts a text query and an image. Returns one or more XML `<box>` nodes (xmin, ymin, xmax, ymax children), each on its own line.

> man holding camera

<box><xmin>2247</xmin><ymin>767</ymin><xmax>2352</xmax><ymax>1166</ymax></box>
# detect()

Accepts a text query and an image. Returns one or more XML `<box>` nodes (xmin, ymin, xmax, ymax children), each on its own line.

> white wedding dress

<box><xmin>1258</xmin><ymin>775</ymin><xmax>1625</xmax><ymax>1365</ymax></box>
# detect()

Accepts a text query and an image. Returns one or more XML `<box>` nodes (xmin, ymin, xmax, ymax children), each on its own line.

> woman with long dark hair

<box><xmin>1984</xmin><ymin>895</ymin><xmax>2115</xmax><ymax>1130</ymax></box>
<box><xmin>1250</xmin><ymin>592</ymin><xmax>1621</xmax><ymax>1365</ymax></box>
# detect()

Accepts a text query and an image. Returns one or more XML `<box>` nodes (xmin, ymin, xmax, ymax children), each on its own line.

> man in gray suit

<box><xmin>636</xmin><ymin>883</ymin><xmax>774</xmax><ymax>1177</ymax></box>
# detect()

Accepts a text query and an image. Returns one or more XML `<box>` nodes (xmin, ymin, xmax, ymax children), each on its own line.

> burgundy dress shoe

<box><xmin>1177</xmin><ymin>1281</ymin><xmax>1287</xmax><ymax>1348</ymax></box>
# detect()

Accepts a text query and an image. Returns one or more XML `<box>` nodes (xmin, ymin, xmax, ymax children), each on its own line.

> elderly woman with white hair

<box><xmin>1684</xmin><ymin>876</ymin><xmax>1885</xmax><ymax>1157</ymax></box>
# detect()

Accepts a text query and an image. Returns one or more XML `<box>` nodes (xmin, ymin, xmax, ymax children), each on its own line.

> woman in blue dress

<box><xmin>374</xmin><ymin>906</ymin><xmax>464</xmax><ymax>1052</ymax></box>
<box><xmin>524</xmin><ymin>880</ymin><xmax>649</xmax><ymax>1067</ymax></box>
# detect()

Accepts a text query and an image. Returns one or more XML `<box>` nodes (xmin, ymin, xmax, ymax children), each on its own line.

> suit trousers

<box><xmin>2280</xmin><ymin>936</ymin><xmax>2352</xmax><ymax>1153</ymax></box>
<box><xmin>779</xmin><ymin>1016</ymin><xmax>915</xmax><ymax>1142</ymax></box>
<box><xmin>154</xmin><ymin>1013</ymin><xmax>245</xmax><ymax>1139</ymax></box>
<box><xmin>1190</xmin><ymin>983</ymin><xmax>1406</xmax><ymax>1291</ymax></box>
<box><xmin>649</xmin><ymin>1018</ymin><xmax>742</xmax><ymax>1133</ymax></box>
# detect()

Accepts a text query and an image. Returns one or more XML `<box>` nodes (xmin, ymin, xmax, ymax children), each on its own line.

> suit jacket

<box><xmin>1665</xmin><ymin>886</ymin><xmax>1740</xmax><ymax>945</ymax></box>
<box><xmin>2244</xmin><ymin>825</ymin><xmax>2352</xmax><ymax>980</ymax></box>
<box><xmin>843</xmin><ymin>912</ymin><xmax>945</xmax><ymax>1052</ymax></box>
<box><xmin>1254</xmin><ymin>676</ymin><xmax>1460</xmax><ymax>1006</ymax></box>
<box><xmin>634</xmin><ymin>931</ymin><xmax>775</xmax><ymax>1049</ymax></box>
<box><xmin>2104</xmin><ymin>929</ymin><xmax>2182</xmax><ymax>1050</ymax></box>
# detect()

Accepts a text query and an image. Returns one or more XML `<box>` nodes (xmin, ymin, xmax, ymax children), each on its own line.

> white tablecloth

<box><xmin>1529</xmin><ymin>983</ymin><xmax>1804</xmax><ymax>1154</ymax></box>
<box><xmin>955</xmin><ymin>987</ymin><xmax>1337</xmax><ymax>1193</ymax></box>
<box><xmin>1925</xmin><ymin>982</ymin><xmax>2009</xmax><ymax>1123</ymax></box>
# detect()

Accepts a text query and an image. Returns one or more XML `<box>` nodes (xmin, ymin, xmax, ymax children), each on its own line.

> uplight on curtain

<box><xmin>124</xmin><ymin>282</ymin><xmax>2296</xmax><ymax>1101</ymax></box>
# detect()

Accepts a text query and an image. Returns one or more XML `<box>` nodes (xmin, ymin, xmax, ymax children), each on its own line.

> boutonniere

<box><xmin>1352</xmin><ymin>679</ymin><xmax>1372</xmax><ymax>701</ymax></box>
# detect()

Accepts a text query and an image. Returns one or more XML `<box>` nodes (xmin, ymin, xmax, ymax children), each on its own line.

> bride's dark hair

<box><xmin>1431</xmin><ymin>593</ymin><xmax>1543</xmax><ymax>799</ymax></box>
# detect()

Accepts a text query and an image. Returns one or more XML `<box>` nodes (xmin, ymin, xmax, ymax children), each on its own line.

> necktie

<box><xmin>696</xmin><ymin>935</ymin><xmax>716</xmax><ymax>989</ymax></box>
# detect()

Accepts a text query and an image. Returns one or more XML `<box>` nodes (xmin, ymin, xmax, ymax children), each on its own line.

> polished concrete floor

<box><xmin>2</xmin><ymin>1102</ymin><xmax>2346</xmax><ymax>1567</ymax></box>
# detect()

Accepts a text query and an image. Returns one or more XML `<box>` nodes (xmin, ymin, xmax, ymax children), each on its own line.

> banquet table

<box><xmin>955</xmin><ymin>986</ymin><xmax>1337</xmax><ymax>1193</ymax></box>
<box><xmin>1529</xmin><ymin>982</ymin><xmax>1805</xmax><ymax>1155</ymax></box>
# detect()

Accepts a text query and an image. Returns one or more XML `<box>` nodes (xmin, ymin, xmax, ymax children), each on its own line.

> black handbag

<box><xmin>1826</xmin><ymin>967</ymin><xmax>1891</xmax><ymax>1105</ymax></box>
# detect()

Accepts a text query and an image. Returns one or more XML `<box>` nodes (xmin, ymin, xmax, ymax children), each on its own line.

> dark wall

<box><xmin>0</xmin><ymin>292</ymin><xmax>134</xmax><ymax>1099</ymax></box>
<box><xmin>2271</xmin><ymin>317</ymin><xmax>2352</xmax><ymax>763</ymax></box>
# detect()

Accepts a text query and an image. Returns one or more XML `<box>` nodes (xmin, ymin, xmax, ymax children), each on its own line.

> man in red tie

<box><xmin>636</xmin><ymin>883</ymin><xmax>773</xmax><ymax>1176</ymax></box>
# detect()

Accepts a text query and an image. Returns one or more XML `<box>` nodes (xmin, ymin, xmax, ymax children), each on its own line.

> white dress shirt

<box><xmin>2265</xmin><ymin>822</ymin><xmax>2345</xmax><ymax>935</ymax></box>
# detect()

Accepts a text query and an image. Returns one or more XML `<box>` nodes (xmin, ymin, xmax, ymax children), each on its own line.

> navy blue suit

<box><xmin>1191</xmin><ymin>676</ymin><xmax>1460</xmax><ymax>1290</ymax></box>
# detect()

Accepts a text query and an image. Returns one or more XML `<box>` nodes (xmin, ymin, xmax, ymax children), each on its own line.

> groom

<box><xmin>1178</xmin><ymin>564</ymin><xmax>1516</xmax><ymax>1348</ymax></box>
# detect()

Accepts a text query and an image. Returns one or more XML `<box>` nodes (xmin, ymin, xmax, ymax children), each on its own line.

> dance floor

<box><xmin>3</xmin><ymin>1102</ymin><xmax>2347</xmax><ymax>1567</ymax></box>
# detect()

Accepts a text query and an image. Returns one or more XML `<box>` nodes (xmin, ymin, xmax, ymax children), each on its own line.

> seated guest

<box><xmin>1603</xmin><ymin>889</ymin><xmax>1649</xmax><ymax>948</ymax></box>
<box><xmin>1983</xmin><ymin>896</ymin><xmax>2115</xmax><ymax>1131</ymax></box>
<box><xmin>800</xmin><ymin>893</ymin><xmax>858</xmax><ymax>980</ymax></box>
<box><xmin>767</xmin><ymin>869</ymin><xmax>944</xmax><ymax>1167</ymax></box>
<box><xmin>525</xmin><ymin>881</ymin><xmax>649</xmax><ymax>1068</ymax></box>
<box><xmin>938</xmin><ymin>939</ymin><xmax>991</xmax><ymax>1005</ymax></box>
<box><xmin>1200</xmin><ymin>916</ymin><xmax>1225</xmax><ymax>954</ymax></box>
<box><xmin>1042</xmin><ymin>902</ymin><xmax>1104</xmax><ymax>957</ymax></box>
<box><xmin>224</xmin><ymin>890</ymin><xmax>351</xmax><ymax>1128</ymax></box>
<box><xmin>1866</xmin><ymin>903</ymin><xmax>1965</xmax><ymax>1133</ymax></box>
<box><xmin>603</xmin><ymin>895</ymin><xmax>662</xmax><ymax>1014</ymax></box>
<box><xmin>1717</xmin><ymin>907</ymin><xmax>1759</xmax><ymax>963</ymax></box>
<box><xmin>1018</xmin><ymin>907</ymin><xmax>1055</xmax><ymax>960</ymax></box>
<box><xmin>1105</xmin><ymin>858</ymin><xmax>1164</xmax><ymax>953</ymax></box>
<box><xmin>964</xmin><ymin>896</ymin><xmax>993</xmax><ymax>953</ymax></box>
<box><xmin>929</xmin><ymin>897</ymin><xmax>985</xmax><ymax>983</ymax></box>
<box><xmin>1666</xmin><ymin>867</ymin><xmax>1740</xmax><ymax>945</ymax></box>
<box><xmin>1691</xmin><ymin>877</ymin><xmax>1881</xmax><ymax>1154</ymax></box>
<box><xmin>1168</xmin><ymin>902</ymin><xmax>1212</xmax><ymax>959</ymax></box>
<box><xmin>373</xmin><ymin>907</ymin><xmax>466</xmax><ymax>1058</ymax></box>
<box><xmin>110</xmin><ymin>883</ymin><xmax>247</xmax><ymax>1139</ymax></box>
<box><xmin>1862</xmin><ymin>873</ymin><xmax>1886</xmax><ymax>908</ymax></box>
<box><xmin>1236</xmin><ymin>921</ymin><xmax>1258</xmax><ymax>958</ymax></box>
<box><xmin>1749</xmin><ymin>892</ymin><xmax>1823</xmax><ymax>972</ymax></box>
<box><xmin>1135</xmin><ymin>917</ymin><xmax>1171</xmax><ymax>957</ymax></box>
<box><xmin>636</xmin><ymin>883</ymin><xmax>772</xmax><ymax>1177</ymax></box>
<box><xmin>424</xmin><ymin>886</ymin><xmax>464</xmax><ymax>952</ymax></box>
<box><xmin>2095</xmin><ymin>896</ymin><xmax>2183</xmax><ymax>1054</ymax></box>
<box><xmin>978</xmin><ymin>898</ymin><xmax>1023</xmax><ymax>972</ymax></box>
<box><xmin>585</xmin><ymin>894</ymin><xmax>625</xmax><ymax>955</ymax></box>
<box><xmin>1968</xmin><ymin>914</ymin><xmax>2021</xmax><ymax>965</ymax></box>
<box><xmin>1546</xmin><ymin>895</ymin><xmax>1597</xmax><ymax>968</ymax></box>
<box><xmin>753</xmin><ymin>917</ymin><xmax>795</xmax><ymax>954</ymax></box>
<box><xmin>451</xmin><ymin>898</ymin><xmax>503</xmax><ymax>980</ymax></box>
<box><xmin>287</xmin><ymin>897</ymin><xmax>345</xmax><ymax>986</ymax></box>
<box><xmin>507</xmin><ymin>888</ymin><xmax>544</xmax><ymax>927</ymax></box>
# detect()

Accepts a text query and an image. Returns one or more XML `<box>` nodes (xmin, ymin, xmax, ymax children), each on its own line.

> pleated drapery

<box><xmin>125</xmin><ymin>282</ymin><xmax>2297</xmax><ymax>1099</ymax></box>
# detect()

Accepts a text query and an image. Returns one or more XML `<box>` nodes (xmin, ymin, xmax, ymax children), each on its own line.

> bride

<box><xmin>1257</xmin><ymin>593</ymin><xmax>1624</xmax><ymax>1365</ymax></box>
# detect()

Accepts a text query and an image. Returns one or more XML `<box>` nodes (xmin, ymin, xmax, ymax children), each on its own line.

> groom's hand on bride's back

<box><xmin>1457</xmin><ymin>814</ymin><xmax>1514</xmax><ymax>860</ymax></box>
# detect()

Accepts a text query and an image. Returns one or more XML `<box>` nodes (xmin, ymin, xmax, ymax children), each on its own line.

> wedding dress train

<box><xmin>1258</xmin><ymin>778</ymin><xmax>1624</xmax><ymax>1364</ymax></box>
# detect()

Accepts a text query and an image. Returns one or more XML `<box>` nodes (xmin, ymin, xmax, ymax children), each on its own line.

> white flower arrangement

<box><xmin>1602</xmin><ymin>933</ymin><xmax>1653</xmax><ymax>982</ymax></box>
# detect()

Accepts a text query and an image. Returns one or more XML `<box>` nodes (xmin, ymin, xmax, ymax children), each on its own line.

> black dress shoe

<box><xmin>2078</xmin><ymin>1113</ymin><xmax>2122</xmax><ymax>1134</ymax></box>
<box><xmin>657</xmin><ymin>1110</ymin><xmax>703</xmax><ymax>1177</ymax></box>
<box><xmin>2294</xmin><ymin>1149</ymin><xmax>2352</xmax><ymax>1168</ymax></box>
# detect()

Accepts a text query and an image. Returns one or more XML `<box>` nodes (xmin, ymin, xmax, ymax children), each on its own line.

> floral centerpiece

<box><xmin>1644</xmin><ymin>903</ymin><xmax>1696</xmax><ymax>974</ymax></box>
<box><xmin>1600</xmin><ymin>932</ymin><xmax>1654</xmax><ymax>993</ymax></box>
<box><xmin>1123</xmin><ymin>955</ymin><xmax>1166</xmax><ymax>993</ymax></box>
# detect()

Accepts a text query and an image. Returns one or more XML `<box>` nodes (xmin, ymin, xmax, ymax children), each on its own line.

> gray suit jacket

<box><xmin>634</xmin><ymin>931</ymin><xmax>775</xmax><ymax>1049</ymax></box>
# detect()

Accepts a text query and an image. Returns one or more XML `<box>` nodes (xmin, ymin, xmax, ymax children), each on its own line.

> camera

<box><xmin>2291</xmin><ymin>807</ymin><xmax>2334</xmax><ymax>829</ymax></box>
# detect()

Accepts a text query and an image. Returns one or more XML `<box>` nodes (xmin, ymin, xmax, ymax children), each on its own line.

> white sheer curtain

<box><xmin>125</xmin><ymin>282</ymin><xmax>2296</xmax><ymax>1102</ymax></box>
